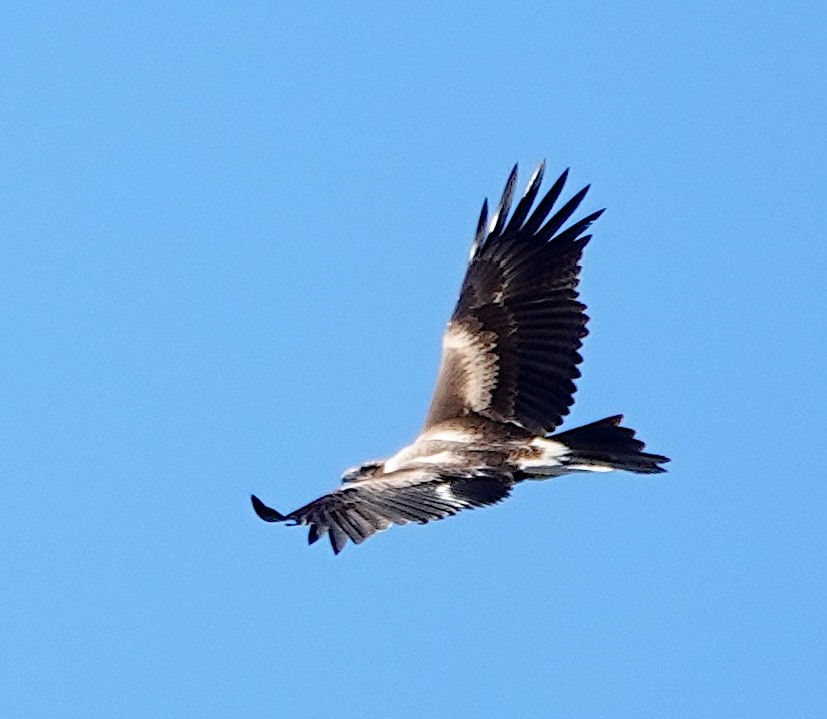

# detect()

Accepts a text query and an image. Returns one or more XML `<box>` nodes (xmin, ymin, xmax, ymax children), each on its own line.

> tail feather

<box><xmin>551</xmin><ymin>415</ymin><xmax>669</xmax><ymax>474</ymax></box>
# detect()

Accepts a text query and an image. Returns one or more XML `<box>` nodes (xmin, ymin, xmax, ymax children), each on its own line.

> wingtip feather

<box><xmin>470</xmin><ymin>198</ymin><xmax>490</xmax><ymax>260</ymax></box>
<box><xmin>525</xmin><ymin>160</ymin><xmax>545</xmax><ymax>197</ymax></box>
<box><xmin>329</xmin><ymin>525</ymin><xmax>348</xmax><ymax>554</ymax></box>
<box><xmin>489</xmin><ymin>164</ymin><xmax>519</xmax><ymax>237</ymax></box>
<box><xmin>251</xmin><ymin>494</ymin><xmax>286</xmax><ymax>522</ymax></box>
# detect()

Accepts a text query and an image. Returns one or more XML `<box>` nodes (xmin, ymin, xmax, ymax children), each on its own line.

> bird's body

<box><xmin>252</xmin><ymin>162</ymin><xmax>669</xmax><ymax>553</ymax></box>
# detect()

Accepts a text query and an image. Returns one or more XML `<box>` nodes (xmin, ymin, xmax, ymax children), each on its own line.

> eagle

<box><xmin>252</xmin><ymin>162</ymin><xmax>669</xmax><ymax>553</ymax></box>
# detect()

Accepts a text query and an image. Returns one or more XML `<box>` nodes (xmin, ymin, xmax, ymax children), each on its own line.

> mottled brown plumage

<box><xmin>252</xmin><ymin>163</ymin><xmax>669</xmax><ymax>553</ymax></box>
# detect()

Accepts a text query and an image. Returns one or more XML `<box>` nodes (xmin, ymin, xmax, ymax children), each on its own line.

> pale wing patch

<box><xmin>443</xmin><ymin>322</ymin><xmax>499</xmax><ymax>413</ymax></box>
<box><xmin>383</xmin><ymin>444</ymin><xmax>417</xmax><ymax>474</ymax></box>
<box><xmin>384</xmin><ymin>424</ymin><xmax>480</xmax><ymax>474</ymax></box>
<box><xmin>414</xmin><ymin>450</ymin><xmax>462</xmax><ymax>466</ymax></box>
<box><xmin>435</xmin><ymin>484</ymin><xmax>455</xmax><ymax>501</ymax></box>
<box><xmin>418</xmin><ymin>427</ymin><xmax>479</xmax><ymax>443</ymax></box>
<box><xmin>565</xmin><ymin>464</ymin><xmax>614</xmax><ymax>472</ymax></box>
<box><xmin>384</xmin><ymin>446</ymin><xmax>464</xmax><ymax>474</ymax></box>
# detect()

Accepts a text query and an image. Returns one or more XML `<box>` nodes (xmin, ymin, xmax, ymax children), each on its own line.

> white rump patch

<box><xmin>528</xmin><ymin>437</ymin><xmax>567</xmax><ymax>460</ymax></box>
<box><xmin>519</xmin><ymin>437</ymin><xmax>619</xmax><ymax>478</ymax></box>
<box><xmin>518</xmin><ymin>437</ymin><xmax>569</xmax><ymax>476</ymax></box>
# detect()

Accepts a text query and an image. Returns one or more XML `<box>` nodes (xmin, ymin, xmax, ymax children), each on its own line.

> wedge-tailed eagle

<box><xmin>252</xmin><ymin>162</ymin><xmax>669</xmax><ymax>553</ymax></box>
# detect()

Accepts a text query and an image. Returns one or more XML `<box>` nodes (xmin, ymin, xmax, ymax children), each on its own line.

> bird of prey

<box><xmin>252</xmin><ymin>162</ymin><xmax>669</xmax><ymax>553</ymax></box>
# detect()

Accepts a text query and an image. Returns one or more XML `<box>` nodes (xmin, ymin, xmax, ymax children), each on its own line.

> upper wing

<box><xmin>251</xmin><ymin>469</ymin><xmax>513</xmax><ymax>554</ymax></box>
<box><xmin>424</xmin><ymin>162</ymin><xmax>603</xmax><ymax>435</ymax></box>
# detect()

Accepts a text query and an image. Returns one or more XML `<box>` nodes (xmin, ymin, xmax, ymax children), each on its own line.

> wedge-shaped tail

<box><xmin>550</xmin><ymin>415</ymin><xmax>669</xmax><ymax>474</ymax></box>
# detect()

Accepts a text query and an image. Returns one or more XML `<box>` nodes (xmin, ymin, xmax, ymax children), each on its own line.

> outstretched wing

<box><xmin>424</xmin><ymin>162</ymin><xmax>603</xmax><ymax>435</ymax></box>
<box><xmin>251</xmin><ymin>469</ymin><xmax>513</xmax><ymax>554</ymax></box>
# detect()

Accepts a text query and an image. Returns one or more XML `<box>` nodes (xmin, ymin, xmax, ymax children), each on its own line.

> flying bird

<box><xmin>252</xmin><ymin>162</ymin><xmax>669</xmax><ymax>553</ymax></box>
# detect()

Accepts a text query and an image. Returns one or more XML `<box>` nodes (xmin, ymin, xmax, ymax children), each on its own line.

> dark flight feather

<box><xmin>251</xmin><ymin>469</ymin><xmax>513</xmax><ymax>554</ymax></box>
<box><xmin>425</xmin><ymin>163</ymin><xmax>600</xmax><ymax>434</ymax></box>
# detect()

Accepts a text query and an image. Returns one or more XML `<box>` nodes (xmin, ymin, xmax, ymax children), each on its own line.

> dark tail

<box><xmin>551</xmin><ymin>415</ymin><xmax>670</xmax><ymax>474</ymax></box>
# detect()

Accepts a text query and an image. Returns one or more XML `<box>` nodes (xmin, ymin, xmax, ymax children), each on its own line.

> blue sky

<box><xmin>1</xmin><ymin>2</ymin><xmax>825</xmax><ymax>717</ymax></box>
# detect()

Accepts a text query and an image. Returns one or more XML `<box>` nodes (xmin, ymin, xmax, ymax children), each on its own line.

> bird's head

<box><xmin>340</xmin><ymin>460</ymin><xmax>384</xmax><ymax>483</ymax></box>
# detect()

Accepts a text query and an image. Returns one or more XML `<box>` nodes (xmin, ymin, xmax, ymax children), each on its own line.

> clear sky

<box><xmin>1</xmin><ymin>2</ymin><xmax>825</xmax><ymax>717</ymax></box>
